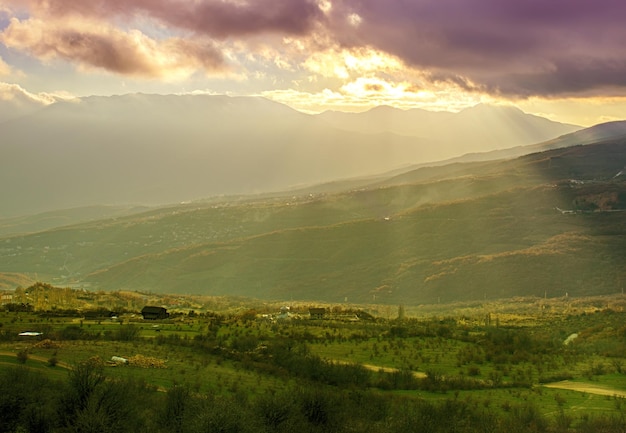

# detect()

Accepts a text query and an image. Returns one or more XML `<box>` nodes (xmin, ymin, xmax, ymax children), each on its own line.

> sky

<box><xmin>1</xmin><ymin>0</ymin><xmax>626</xmax><ymax>126</ymax></box>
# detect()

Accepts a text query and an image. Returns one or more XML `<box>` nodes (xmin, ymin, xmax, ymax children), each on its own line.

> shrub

<box><xmin>114</xmin><ymin>324</ymin><xmax>140</xmax><ymax>341</ymax></box>
<box><xmin>16</xmin><ymin>349</ymin><xmax>28</xmax><ymax>364</ymax></box>
<box><xmin>468</xmin><ymin>365</ymin><xmax>481</xmax><ymax>376</ymax></box>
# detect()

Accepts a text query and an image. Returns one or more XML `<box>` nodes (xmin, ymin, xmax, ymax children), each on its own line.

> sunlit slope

<box><xmin>0</xmin><ymin>205</ymin><xmax>151</xmax><ymax>237</ymax></box>
<box><xmin>2</xmin><ymin>138</ymin><xmax>624</xmax><ymax>303</ymax></box>
<box><xmin>0</xmin><ymin>173</ymin><xmax>530</xmax><ymax>280</ymax></box>
<box><xmin>82</xmin><ymin>139</ymin><xmax>625</xmax><ymax>303</ymax></box>
<box><xmin>0</xmin><ymin>273</ymin><xmax>34</xmax><ymax>291</ymax></box>
<box><xmin>83</xmin><ymin>181</ymin><xmax>625</xmax><ymax>303</ymax></box>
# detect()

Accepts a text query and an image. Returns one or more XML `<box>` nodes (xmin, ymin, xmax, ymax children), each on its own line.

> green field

<box><xmin>2</xmin><ymin>291</ymin><xmax>626</xmax><ymax>432</ymax></box>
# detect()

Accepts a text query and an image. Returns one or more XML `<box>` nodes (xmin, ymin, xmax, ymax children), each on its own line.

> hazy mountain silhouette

<box><xmin>1</xmin><ymin>94</ymin><xmax>581</xmax><ymax>217</ymax></box>
<box><xmin>318</xmin><ymin>103</ymin><xmax>580</xmax><ymax>154</ymax></box>
<box><xmin>382</xmin><ymin>120</ymin><xmax>626</xmax><ymax>171</ymax></box>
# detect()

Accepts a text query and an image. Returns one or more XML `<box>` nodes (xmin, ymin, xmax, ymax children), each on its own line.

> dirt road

<box><xmin>543</xmin><ymin>380</ymin><xmax>626</xmax><ymax>398</ymax></box>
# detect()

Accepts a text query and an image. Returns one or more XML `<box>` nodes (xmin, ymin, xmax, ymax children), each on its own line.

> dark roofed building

<box><xmin>141</xmin><ymin>306</ymin><xmax>169</xmax><ymax>320</ymax></box>
<box><xmin>309</xmin><ymin>307</ymin><xmax>326</xmax><ymax>320</ymax></box>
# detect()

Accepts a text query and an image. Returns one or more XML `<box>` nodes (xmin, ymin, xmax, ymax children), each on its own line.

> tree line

<box><xmin>3</xmin><ymin>360</ymin><xmax>626</xmax><ymax>433</ymax></box>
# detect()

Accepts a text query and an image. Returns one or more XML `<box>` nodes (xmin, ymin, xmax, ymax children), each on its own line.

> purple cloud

<box><xmin>329</xmin><ymin>0</ymin><xmax>626</xmax><ymax>96</ymax></box>
<box><xmin>4</xmin><ymin>0</ymin><xmax>626</xmax><ymax>97</ymax></box>
<box><xmin>13</xmin><ymin>0</ymin><xmax>325</xmax><ymax>38</ymax></box>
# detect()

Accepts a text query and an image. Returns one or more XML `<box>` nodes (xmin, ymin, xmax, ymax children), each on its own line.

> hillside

<box><xmin>1</xmin><ymin>134</ymin><xmax>624</xmax><ymax>304</ymax></box>
<box><xmin>0</xmin><ymin>95</ymin><xmax>580</xmax><ymax>217</ymax></box>
<box><xmin>0</xmin><ymin>205</ymin><xmax>152</xmax><ymax>237</ymax></box>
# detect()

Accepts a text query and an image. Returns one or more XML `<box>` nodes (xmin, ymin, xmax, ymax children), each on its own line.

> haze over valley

<box><xmin>0</xmin><ymin>94</ymin><xmax>580</xmax><ymax>218</ymax></box>
<box><xmin>1</xmin><ymin>113</ymin><xmax>625</xmax><ymax>304</ymax></box>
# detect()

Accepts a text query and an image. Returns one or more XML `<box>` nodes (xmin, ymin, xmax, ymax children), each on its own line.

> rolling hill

<box><xmin>0</xmin><ymin>94</ymin><xmax>580</xmax><ymax>217</ymax></box>
<box><xmin>1</xmin><ymin>129</ymin><xmax>624</xmax><ymax>304</ymax></box>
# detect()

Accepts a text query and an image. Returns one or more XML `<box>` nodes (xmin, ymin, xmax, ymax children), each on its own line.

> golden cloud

<box><xmin>0</xmin><ymin>56</ymin><xmax>10</xmax><ymax>76</ymax></box>
<box><xmin>0</xmin><ymin>82</ymin><xmax>64</xmax><ymax>104</ymax></box>
<box><xmin>1</xmin><ymin>17</ymin><xmax>227</xmax><ymax>79</ymax></box>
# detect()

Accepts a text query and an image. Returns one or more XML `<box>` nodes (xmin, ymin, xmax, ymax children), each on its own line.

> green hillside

<box><xmin>1</xmin><ymin>138</ymin><xmax>625</xmax><ymax>304</ymax></box>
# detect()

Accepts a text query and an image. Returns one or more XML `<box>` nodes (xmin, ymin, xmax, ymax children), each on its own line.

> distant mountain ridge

<box><xmin>387</xmin><ymin>120</ymin><xmax>626</xmax><ymax>170</ymax></box>
<box><xmin>318</xmin><ymin>103</ymin><xmax>580</xmax><ymax>154</ymax></box>
<box><xmin>1</xmin><ymin>94</ymin><xmax>581</xmax><ymax>217</ymax></box>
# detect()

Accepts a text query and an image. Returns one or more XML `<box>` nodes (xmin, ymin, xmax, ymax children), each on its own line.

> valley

<box><xmin>1</xmin><ymin>133</ymin><xmax>625</xmax><ymax>304</ymax></box>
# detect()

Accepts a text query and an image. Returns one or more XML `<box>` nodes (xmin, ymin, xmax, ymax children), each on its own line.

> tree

<box><xmin>60</xmin><ymin>357</ymin><xmax>105</xmax><ymax>427</ymax></box>
<box><xmin>398</xmin><ymin>304</ymin><xmax>406</xmax><ymax>320</ymax></box>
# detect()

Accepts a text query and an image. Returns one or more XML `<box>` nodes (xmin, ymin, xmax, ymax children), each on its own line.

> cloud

<box><xmin>7</xmin><ymin>0</ymin><xmax>325</xmax><ymax>38</ymax></box>
<box><xmin>0</xmin><ymin>81</ymin><xmax>62</xmax><ymax>104</ymax></box>
<box><xmin>0</xmin><ymin>56</ymin><xmax>10</xmax><ymax>75</ymax></box>
<box><xmin>303</xmin><ymin>47</ymin><xmax>403</xmax><ymax>79</ymax></box>
<box><xmin>327</xmin><ymin>0</ymin><xmax>626</xmax><ymax>97</ymax></box>
<box><xmin>1</xmin><ymin>17</ymin><xmax>226</xmax><ymax>79</ymax></box>
<box><xmin>4</xmin><ymin>0</ymin><xmax>626</xmax><ymax>99</ymax></box>
<box><xmin>0</xmin><ymin>0</ymin><xmax>323</xmax><ymax>79</ymax></box>
<box><xmin>0</xmin><ymin>81</ymin><xmax>72</xmax><ymax>121</ymax></box>
<box><xmin>262</xmin><ymin>77</ymin><xmax>483</xmax><ymax>114</ymax></box>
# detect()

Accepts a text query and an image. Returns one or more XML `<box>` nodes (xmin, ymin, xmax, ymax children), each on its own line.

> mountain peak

<box><xmin>459</xmin><ymin>103</ymin><xmax>524</xmax><ymax>115</ymax></box>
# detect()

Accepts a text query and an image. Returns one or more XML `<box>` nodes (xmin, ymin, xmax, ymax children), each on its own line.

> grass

<box><xmin>309</xmin><ymin>336</ymin><xmax>469</xmax><ymax>374</ymax></box>
<box><xmin>0</xmin><ymin>353</ymin><xmax>69</xmax><ymax>381</ymax></box>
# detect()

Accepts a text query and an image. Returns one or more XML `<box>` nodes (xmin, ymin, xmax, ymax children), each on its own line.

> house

<box><xmin>1</xmin><ymin>293</ymin><xmax>13</xmax><ymax>305</ymax></box>
<box><xmin>309</xmin><ymin>307</ymin><xmax>326</xmax><ymax>320</ymax></box>
<box><xmin>141</xmin><ymin>306</ymin><xmax>169</xmax><ymax>320</ymax></box>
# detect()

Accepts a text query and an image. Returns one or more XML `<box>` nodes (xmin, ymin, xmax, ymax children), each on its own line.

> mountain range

<box><xmin>0</xmin><ymin>94</ymin><xmax>580</xmax><ymax>217</ymax></box>
<box><xmin>1</xmin><ymin>119</ymin><xmax>625</xmax><ymax>304</ymax></box>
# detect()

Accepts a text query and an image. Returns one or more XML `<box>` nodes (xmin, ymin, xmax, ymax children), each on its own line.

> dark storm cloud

<box><xmin>329</xmin><ymin>0</ymin><xmax>626</xmax><ymax>96</ymax></box>
<box><xmin>499</xmin><ymin>59</ymin><xmax>626</xmax><ymax>97</ymax></box>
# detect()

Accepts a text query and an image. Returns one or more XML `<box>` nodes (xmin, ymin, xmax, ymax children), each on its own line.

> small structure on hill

<box><xmin>141</xmin><ymin>306</ymin><xmax>169</xmax><ymax>320</ymax></box>
<box><xmin>18</xmin><ymin>331</ymin><xmax>43</xmax><ymax>338</ymax></box>
<box><xmin>83</xmin><ymin>308</ymin><xmax>117</xmax><ymax>320</ymax></box>
<box><xmin>309</xmin><ymin>307</ymin><xmax>326</xmax><ymax>320</ymax></box>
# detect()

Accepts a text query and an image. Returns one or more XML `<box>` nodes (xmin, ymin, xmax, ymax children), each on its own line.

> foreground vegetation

<box><xmin>3</xmin><ymin>286</ymin><xmax>626</xmax><ymax>432</ymax></box>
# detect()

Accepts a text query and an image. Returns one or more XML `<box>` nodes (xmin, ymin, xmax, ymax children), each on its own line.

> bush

<box><xmin>114</xmin><ymin>324</ymin><xmax>140</xmax><ymax>341</ymax></box>
<box><xmin>255</xmin><ymin>390</ymin><xmax>297</xmax><ymax>431</ymax></box>
<box><xmin>0</xmin><ymin>367</ymin><xmax>61</xmax><ymax>433</ymax></box>
<box><xmin>468</xmin><ymin>365</ymin><xmax>481</xmax><ymax>376</ymax></box>
<box><xmin>16</xmin><ymin>349</ymin><xmax>28</xmax><ymax>364</ymax></box>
